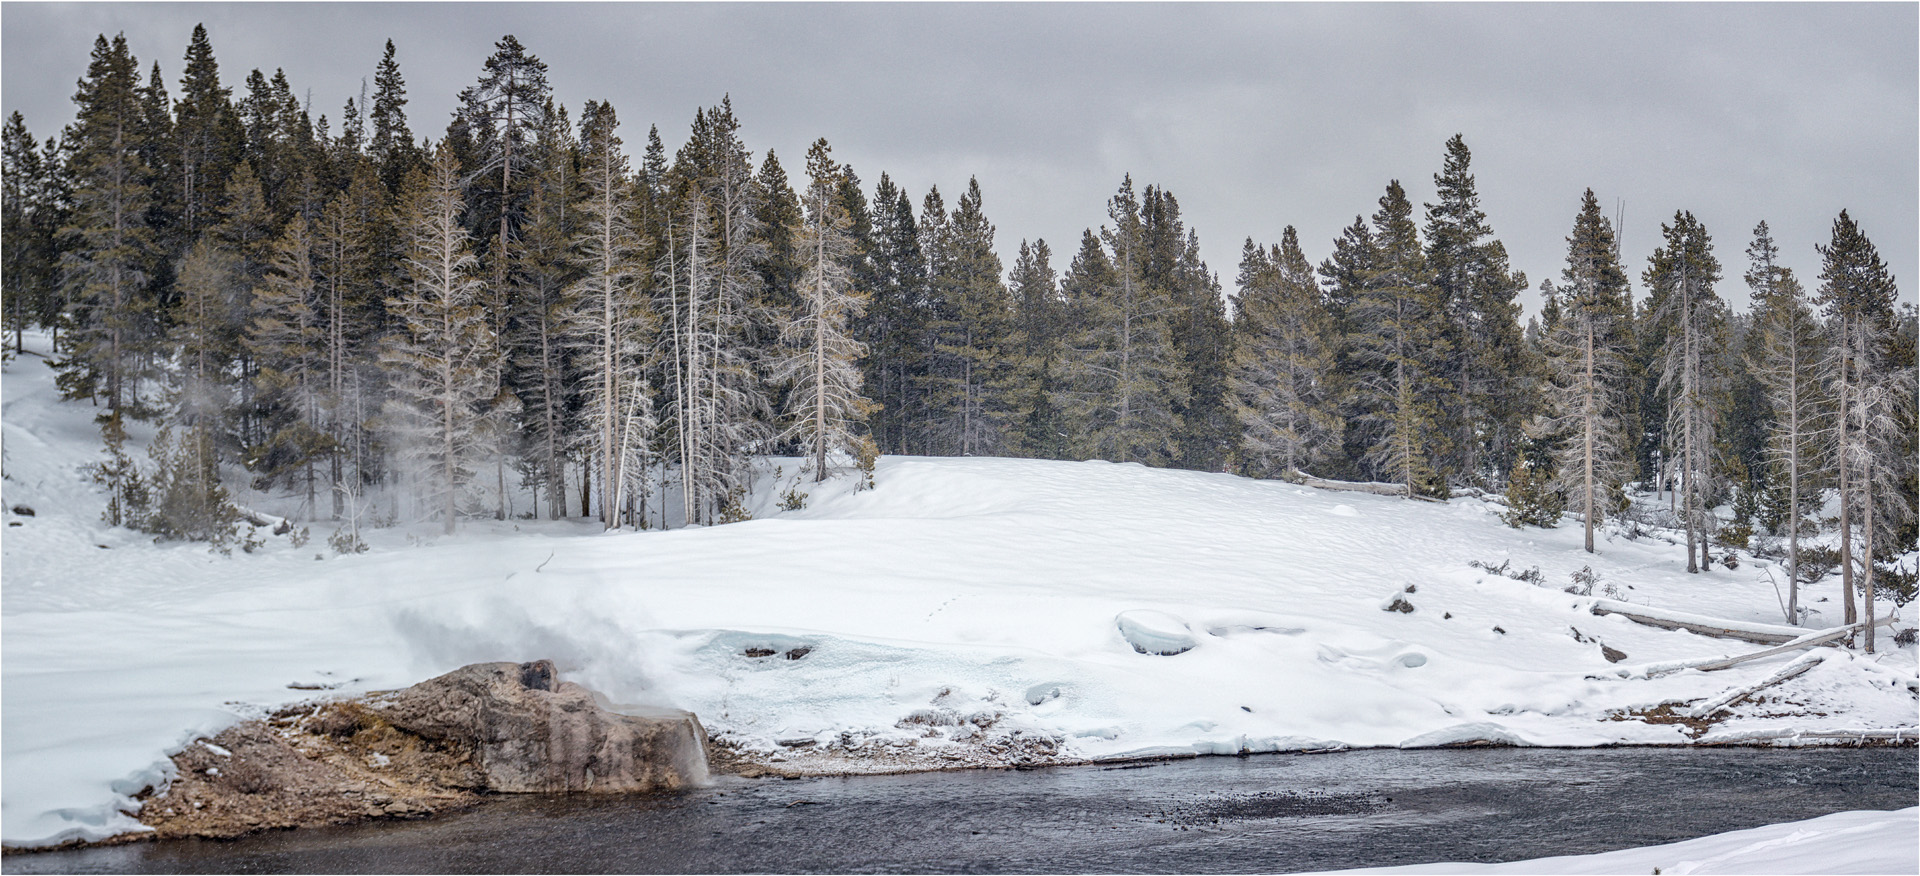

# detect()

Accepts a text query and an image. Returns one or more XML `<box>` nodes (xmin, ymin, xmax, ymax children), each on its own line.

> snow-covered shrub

<box><xmin>1565</xmin><ymin>565</ymin><xmax>1599</xmax><ymax>596</ymax></box>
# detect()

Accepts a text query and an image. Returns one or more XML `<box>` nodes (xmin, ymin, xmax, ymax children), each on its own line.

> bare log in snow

<box><xmin>1689</xmin><ymin>615</ymin><xmax>1898</xmax><ymax>673</ymax></box>
<box><xmin>1588</xmin><ymin>599</ymin><xmax>1804</xmax><ymax>645</ymax></box>
<box><xmin>235</xmin><ymin>507</ymin><xmax>293</xmax><ymax>535</ymax></box>
<box><xmin>1695</xmin><ymin>727</ymin><xmax>1917</xmax><ymax>746</ymax></box>
<box><xmin>1297</xmin><ymin>474</ymin><xmax>1409</xmax><ymax>498</ymax></box>
<box><xmin>1687</xmin><ymin>652</ymin><xmax>1827</xmax><ymax>719</ymax></box>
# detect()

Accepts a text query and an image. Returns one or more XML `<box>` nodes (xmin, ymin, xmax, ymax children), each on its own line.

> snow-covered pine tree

<box><xmin>1539</xmin><ymin>190</ymin><xmax>1636</xmax><ymax>551</ymax></box>
<box><xmin>1645</xmin><ymin>211</ymin><xmax>1726</xmax><ymax>572</ymax></box>
<box><xmin>1059</xmin><ymin>177</ymin><xmax>1187</xmax><ymax>465</ymax></box>
<box><xmin>1231</xmin><ymin>228</ymin><xmax>1341</xmax><ymax>479</ymax></box>
<box><xmin>773</xmin><ymin>138</ymin><xmax>873</xmax><ymax>482</ymax></box>
<box><xmin>381</xmin><ymin>146</ymin><xmax>494</xmax><ymax>534</ymax></box>
<box><xmin>858</xmin><ymin>174</ymin><xmax>930</xmax><ymax>456</ymax></box>
<box><xmin>1745</xmin><ymin>221</ymin><xmax>1831</xmax><ymax>624</ymax></box>
<box><xmin>565</xmin><ymin>101</ymin><xmax>653</xmax><ymax>529</ymax></box>
<box><xmin>1816</xmin><ymin>210</ymin><xmax>1913</xmax><ymax>649</ymax></box>
<box><xmin>1347</xmin><ymin>181</ymin><xmax>1449</xmax><ymax>498</ymax></box>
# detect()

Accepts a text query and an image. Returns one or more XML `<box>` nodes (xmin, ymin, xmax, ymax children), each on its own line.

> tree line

<box><xmin>2</xmin><ymin>30</ymin><xmax>1913</xmax><ymax>632</ymax></box>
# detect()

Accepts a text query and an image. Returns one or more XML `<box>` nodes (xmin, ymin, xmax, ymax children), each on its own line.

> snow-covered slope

<box><xmin>4</xmin><ymin>332</ymin><xmax>1915</xmax><ymax>848</ymax></box>
<box><xmin>1343</xmin><ymin>806</ymin><xmax>1920</xmax><ymax>875</ymax></box>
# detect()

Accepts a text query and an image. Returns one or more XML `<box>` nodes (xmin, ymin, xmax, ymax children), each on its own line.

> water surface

<box><xmin>11</xmin><ymin>747</ymin><xmax>1915</xmax><ymax>874</ymax></box>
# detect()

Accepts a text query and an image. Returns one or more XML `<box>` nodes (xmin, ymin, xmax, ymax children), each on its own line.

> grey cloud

<box><xmin>4</xmin><ymin>3</ymin><xmax>1912</xmax><ymax>311</ymax></box>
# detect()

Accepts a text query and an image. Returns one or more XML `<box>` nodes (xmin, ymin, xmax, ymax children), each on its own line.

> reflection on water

<box><xmin>10</xmin><ymin>747</ymin><xmax>1916</xmax><ymax>874</ymax></box>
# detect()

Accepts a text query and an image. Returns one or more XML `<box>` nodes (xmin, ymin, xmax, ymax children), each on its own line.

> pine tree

<box><xmin>565</xmin><ymin>101</ymin><xmax>652</xmax><ymax>528</ymax></box>
<box><xmin>667</xmin><ymin>99</ymin><xmax>775</xmax><ymax>523</ymax></box>
<box><xmin>1137</xmin><ymin>186</ymin><xmax>1233</xmax><ymax>471</ymax></box>
<box><xmin>382</xmin><ymin>146</ymin><xmax>494</xmax><ymax>534</ymax></box>
<box><xmin>173</xmin><ymin>23</ymin><xmax>241</xmax><ymax>241</ymax></box>
<box><xmin>1645</xmin><ymin>210</ymin><xmax>1726</xmax><ymax>572</ymax></box>
<box><xmin>308</xmin><ymin>163</ymin><xmax>389</xmax><ymax>517</ymax></box>
<box><xmin>1317</xmin><ymin>215</ymin><xmax>1376</xmax><ymax>479</ymax></box>
<box><xmin>58</xmin><ymin>34</ymin><xmax>159</xmax><ymax>416</ymax></box>
<box><xmin>1059</xmin><ymin>177</ymin><xmax>1187</xmax><ymax>464</ymax></box>
<box><xmin>1538</xmin><ymin>189</ymin><xmax>1636</xmax><ymax>551</ymax></box>
<box><xmin>246</xmin><ymin>215</ymin><xmax>330</xmax><ymax>511</ymax></box>
<box><xmin>3</xmin><ymin>113</ymin><xmax>63</xmax><ymax>353</ymax></box>
<box><xmin>927</xmin><ymin>177</ymin><xmax>1010</xmax><ymax>456</ymax></box>
<box><xmin>1231</xmin><ymin>227</ymin><xmax>1341</xmax><ymax>479</ymax></box>
<box><xmin>773</xmin><ymin>138</ymin><xmax>873</xmax><ymax>481</ymax></box>
<box><xmin>1746</xmin><ymin>221</ymin><xmax>1831</xmax><ymax>623</ymax></box>
<box><xmin>369</xmin><ymin>39</ymin><xmax>422</xmax><ymax>196</ymax></box>
<box><xmin>1816</xmin><ymin>210</ymin><xmax>1913</xmax><ymax>650</ymax></box>
<box><xmin>509</xmin><ymin>102</ymin><xmax>582</xmax><ymax>520</ymax></box>
<box><xmin>1348</xmin><ymin>181</ymin><xmax>1449</xmax><ymax>497</ymax></box>
<box><xmin>1001</xmin><ymin>238</ymin><xmax>1068</xmax><ymax>459</ymax></box>
<box><xmin>1424</xmin><ymin>135</ymin><xmax>1529</xmax><ymax>484</ymax></box>
<box><xmin>859</xmin><ymin>174</ymin><xmax>929</xmax><ymax>455</ymax></box>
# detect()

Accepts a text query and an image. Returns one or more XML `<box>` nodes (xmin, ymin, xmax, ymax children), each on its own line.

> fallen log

<box><xmin>1589</xmin><ymin>599</ymin><xmax>1804</xmax><ymax>645</ymax></box>
<box><xmin>1687</xmin><ymin>652</ymin><xmax>1826</xmax><ymax>719</ymax></box>
<box><xmin>1688</xmin><ymin>615</ymin><xmax>1898</xmax><ymax>673</ymax></box>
<box><xmin>1696</xmin><ymin>727</ymin><xmax>1917</xmax><ymax>746</ymax></box>
<box><xmin>1297</xmin><ymin>474</ymin><xmax>1409</xmax><ymax>498</ymax></box>
<box><xmin>235</xmin><ymin>506</ymin><xmax>293</xmax><ymax>535</ymax></box>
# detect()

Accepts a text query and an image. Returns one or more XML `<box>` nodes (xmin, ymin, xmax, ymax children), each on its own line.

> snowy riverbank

<box><xmin>5</xmin><ymin>332</ymin><xmax>1916</xmax><ymax>850</ymax></box>
<box><xmin>1344</xmin><ymin>806</ymin><xmax>1920</xmax><ymax>875</ymax></box>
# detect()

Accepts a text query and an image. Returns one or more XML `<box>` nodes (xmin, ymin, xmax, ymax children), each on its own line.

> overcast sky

<box><xmin>5</xmin><ymin>3</ymin><xmax>1915</xmax><ymax>316</ymax></box>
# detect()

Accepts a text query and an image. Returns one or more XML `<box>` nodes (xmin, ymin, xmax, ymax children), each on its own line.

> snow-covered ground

<box><xmin>1342</xmin><ymin>806</ymin><xmax>1920</xmax><ymax>875</ymax></box>
<box><xmin>5</xmin><ymin>330</ymin><xmax>1917</xmax><ymax>854</ymax></box>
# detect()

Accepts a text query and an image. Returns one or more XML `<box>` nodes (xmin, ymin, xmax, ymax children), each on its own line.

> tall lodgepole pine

<box><xmin>565</xmin><ymin>101</ymin><xmax>651</xmax><ymax>529</ymax></box>
<box><xmin>774</xmin><ymin>139</ymin><xmax>873</xmax><ymax>481</ymax></box>
<box><xmin>1540</xmin><ymin>190</ymin><xmax>1635</xmax><ymax>552</ymax></box>
<box><xmin>1815</xmin><ymin>210</ymin><xmax>1911</xmax><ymax>651</ymax></box>
<box><xmin>382</xmin><ymin>146</ymin><xmax>494</xmax><ymax>534</ymax></box>
<box><xmin>1745</xmin><ymin>221</ymin><xmax>1831</xmax><ymax>624</ymax></box>
<box><xmin>1646</xmin><ymin>211</ymin><xmax>1725</xmax><ymax>572</ymax></box>
<box><xmin>1230</xmin><ymin>228</ymin><xmax>1340</xmax><ymax>478</ymax></box>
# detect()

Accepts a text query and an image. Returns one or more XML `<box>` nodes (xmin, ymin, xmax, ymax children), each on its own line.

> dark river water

<box><xmin>9</xmin><ymin>748</ymin><xmax>1916</xmax><ymax>874</ymax></box>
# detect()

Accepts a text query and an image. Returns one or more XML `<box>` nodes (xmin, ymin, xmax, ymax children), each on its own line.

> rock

<box><xmin>137</xmin><ymin>660</ymin><xmax>707</xmax><ymax>843</ymax></box>
<box><xmin>9</xmin><ymin>504</ymin><xmax>33</xmax><ymax>516</ymax></box>
<box><xmin>368</xmin><ymin>660</ymin><xmax>708</xmax><ymax>793</ymax></box>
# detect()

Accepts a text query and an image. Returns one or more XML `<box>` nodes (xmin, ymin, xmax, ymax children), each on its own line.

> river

<box><xmin>10</xmin><ymin>747</ymin><xmax>1915</xmax><ymax>874</ymax></box>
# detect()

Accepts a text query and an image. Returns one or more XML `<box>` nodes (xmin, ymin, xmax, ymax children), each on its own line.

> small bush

<box><xmin>779</xmin><ymin>487</ymin><xmax>808</xmax><ymax>512</ymax></box>
<box><xmin>852</xmin><ymin>434</ymin><xmax>879</xmax><ymax>493</ymax></box>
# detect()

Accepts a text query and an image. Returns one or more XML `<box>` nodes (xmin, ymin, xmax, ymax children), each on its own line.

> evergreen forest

<box><xmin>3</xmin><ymin>29</ymin><xmax>1914</xmax><ymax>613</ymax></box>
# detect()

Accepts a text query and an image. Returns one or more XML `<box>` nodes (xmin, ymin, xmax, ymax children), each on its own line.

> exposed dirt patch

<box><xmin>135</xmin><ymin>704</ymin><xmax>482</xmax><ymax>840</ymax></box>
<box><xmin>1608</xmin><ymin>702</ymin><xmax>1717</xmax><ymax>738</ymax></box>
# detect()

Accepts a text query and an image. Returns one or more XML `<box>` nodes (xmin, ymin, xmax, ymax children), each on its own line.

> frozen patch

<box><xmin>1116</xmin><ymin>610</ymin><xmax>1197</xmax><ymax>656</ymax></box>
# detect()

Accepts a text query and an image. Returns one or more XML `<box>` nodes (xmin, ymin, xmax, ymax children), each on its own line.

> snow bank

<box><xmin>3</xmin><ymin>330</ymin><xmax>1915</xmax><ymax>847</ymax></box>
<box><xmin>1342</xmin><ymin>806</ymin><xmax>1920</xmax><ymax>874</ymax></box>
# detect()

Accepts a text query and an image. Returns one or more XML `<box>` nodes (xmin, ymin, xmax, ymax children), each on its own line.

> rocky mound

<box><xmin>137</xmin><ymin>661</ymin><xmax>707</xmax><ymax>840</ymax></box>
